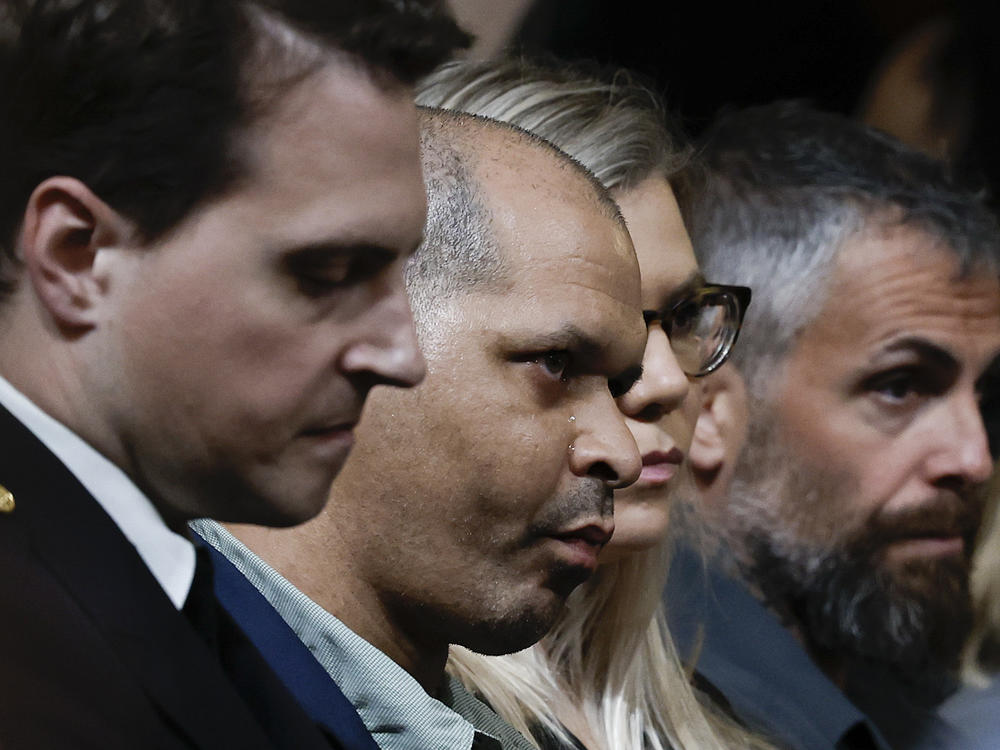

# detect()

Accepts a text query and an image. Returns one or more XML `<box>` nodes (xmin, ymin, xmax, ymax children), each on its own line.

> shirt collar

<box><xmin>193</xmin><ymin>520</ymin><xmax>495</xmax><ymax>750</ymax></box>
<box><xmin>0</xmin><ymin>374</ymin><xmax>195</xmax><ymax>608</ymax></box>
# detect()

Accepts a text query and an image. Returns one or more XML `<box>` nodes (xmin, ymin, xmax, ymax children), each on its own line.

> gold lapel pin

<box><xmin>0</xmin><ymin>484</ymin><xmax>14</xmax><ymax>513</ymax></box>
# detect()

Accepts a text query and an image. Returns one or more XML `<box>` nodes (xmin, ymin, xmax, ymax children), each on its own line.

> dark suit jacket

<box><xmin>0</xmin><ymin>403</ymin><xmax>335</xmax><ymax>750</ymax></box>
<box><xmin>201</xmin><ymin>538</ymin><xmax>379</xmax><ymax>750</ymax></box>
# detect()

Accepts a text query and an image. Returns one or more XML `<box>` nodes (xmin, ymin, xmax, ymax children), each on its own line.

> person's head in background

<box><xmin>0</xmin><ymin>0</ymin><xmax>470</xmax><ymax>530</ymax></box>
<box><xmin>420</xmin><ymin>57</ymin><xmax>764</xmax><ymax>750</ymax></box>
<box><xmin>688</xmin><ymin>100</ymin><xmax>1000</xmax><ymax>710</ymax></box>
<box><xmin>859</xmin><ymin>0</ymin><xmax>1000</xmax><ymax>212</ymax></box>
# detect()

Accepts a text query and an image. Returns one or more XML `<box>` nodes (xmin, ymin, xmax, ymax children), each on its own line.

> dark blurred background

<box><xmin>513</xmin><ymin>0</ymin><xmax>947</xmax><ymax>132</ymax></box>
<box><xmin>449</xmin><ymin>0</ymin><xmax>999</xmax><ymax>199</ymax></box>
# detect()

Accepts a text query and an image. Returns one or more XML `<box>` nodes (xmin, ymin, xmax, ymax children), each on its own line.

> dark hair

<box><xmin>690</xmin><ymin>100</ymin><xmax>1000</xmax><ymax>396</ymax></box>
<box><xmin>0</xmin><ymin>0</ymin><xmax>469</xmax><ymax>297</ymax></box>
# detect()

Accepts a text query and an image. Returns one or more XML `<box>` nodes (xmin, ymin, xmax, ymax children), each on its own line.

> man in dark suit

<box><xmin>0</xmin><ymin>2</ymin><xmax>466</xmax><ymax>747</ymax></box>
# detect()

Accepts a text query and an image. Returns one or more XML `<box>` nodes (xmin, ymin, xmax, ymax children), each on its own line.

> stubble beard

<box><xmin>723</xmin><ymin>411</ymin><xmax>981</xmax><ymax>706</ymax></box>
<box><xmin>440</xmin><ymin>480</ymin><xmax>614</xmax><ymax>657</ymax></box>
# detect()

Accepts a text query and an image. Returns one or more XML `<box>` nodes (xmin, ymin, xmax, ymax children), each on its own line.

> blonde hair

<box><xmin>420</xmin><ymin>57</ymin><xmax>772</xmax><ymax>750</ymax></box>
<box><xmin>962</xmin><ymin>472</ymin><xmax>1000</xmax><ymax>684</ymax></box>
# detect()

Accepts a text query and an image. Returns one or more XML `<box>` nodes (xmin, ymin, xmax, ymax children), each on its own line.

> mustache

<box><xmin>526</xmin><ymin>481</ymin><xmax>613</xmax><ymax>537</ymax></box>
<box><xmin>857</xmin><ymin>492</ymin><xmax>983</xmax><ymax>553</ymax></box>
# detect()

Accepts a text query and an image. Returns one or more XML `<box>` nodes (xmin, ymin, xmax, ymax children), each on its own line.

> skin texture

<box><xmin>601</xmin><ymin>176</ymin><xmax>702</xmax><ymax>559</ymax></box>
<box><xmin>2</xmin><ymin>62</ymin><xmax>428</xmax><ymax>529</ymax></box>
<box><xmin>232</xmin><ymin>124</ymin><xmax>647</xmax><ymax>692</ymax></box>
<box><xmin>723</xmin><ymin>221</ymin><xmax>1000</xmax><ymax>681</ymax></box>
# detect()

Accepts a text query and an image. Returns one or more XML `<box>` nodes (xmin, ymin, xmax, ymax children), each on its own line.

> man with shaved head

<box><xmin>193</xmin><ymin>108</ymin><xmax>647</xmax><ymax>748</ymax></box>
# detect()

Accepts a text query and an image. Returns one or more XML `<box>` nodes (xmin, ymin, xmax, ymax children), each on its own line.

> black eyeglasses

<box><xmin>643</xmin><ymin>284</ymin><xmax>751</xmax><ymax>377</ymax></box>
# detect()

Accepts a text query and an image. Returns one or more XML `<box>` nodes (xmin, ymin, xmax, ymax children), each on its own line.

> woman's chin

<box><xmin>599</xmin><ymin>502</ymin><xmax>671</xmax><ymax>565</ymax></box>
<box><xmin>598</xmin><ymin>530</ymin><xmax>665</xmax><ymax>564</ymax></box>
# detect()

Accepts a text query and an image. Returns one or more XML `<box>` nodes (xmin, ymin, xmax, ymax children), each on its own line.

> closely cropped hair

<box><xmin>422</xmin><ymin>58</ymin><xmax>771</xmax><ymax>750</ymax></box>
<box><xmin>690</xmin><ymin>100</ymin><xmax>1000</xmax><ymax>398</ymax></box>
<box><xmin>409</xmin><ymin>106</ymin><xmax>625</xmax><ymax>337</ymax></box>
<box><xmin>406</xmin><ymin>109</ymin><xmax>507</xmax><ymax>332</ymax></box>
<box><xmin>0</xmin><ymin>0</ymin><xmax>469</xmax><ymax>298</ymax></box>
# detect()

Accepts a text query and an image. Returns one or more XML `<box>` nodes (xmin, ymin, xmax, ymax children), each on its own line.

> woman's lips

<box><xmin>636</xmin><ymin>447</ymin><xmax>684</xmax><ymax>487</ymax></box>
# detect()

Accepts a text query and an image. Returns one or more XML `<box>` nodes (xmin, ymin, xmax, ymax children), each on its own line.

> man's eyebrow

<box><xmin>282</xmin><ymin>241</ymin><xmax>400</xmax><ymax>264</ymax></box>
<box><xmin>879</xmin><ymin>337</ymin><xmax>959</xmax><ymax>370</ymax></box>
<box><xmin>284</xmin><ymin>237</ymin><xmax>423</xmax><ymax>262</ymax></box>
<box><xmin>519</xmin><ymin>324</ymin><xmax>605</xmax><ymax>355</ymax></box>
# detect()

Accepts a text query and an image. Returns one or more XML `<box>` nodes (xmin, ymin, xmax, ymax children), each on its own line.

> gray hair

<box><xmin>417</xmin><ymin>58</ymin><xmax>692</xmax><ymax>201</ymax></box>
<box><xmin>407</xmin><ymin>109</ymin><xmax>505</xmax><ymax>330</ymax></box>
<box><xmin>691</xmin><ymin>101</ymin><xmax>1000</xmax><ymax>398</ymax></box>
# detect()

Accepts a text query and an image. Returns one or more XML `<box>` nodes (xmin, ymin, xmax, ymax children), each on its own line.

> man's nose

<box><xmin>927</xmin><ymin>392</ymin><xmax>994</xmax><ymax>487</ymax></box>
<box><xmin>339</xmin><ymin>269</ymin><xmax>426</xmax><ymax>389</ymax></box>
<box><xmin>568</xmin><ymin>395</ymin><xmax>642</xmax><ymax>489</ymax></box>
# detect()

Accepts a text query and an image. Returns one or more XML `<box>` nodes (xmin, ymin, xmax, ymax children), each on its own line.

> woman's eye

<box><xmin>537</xmin><ymin>351</ymin><xmax>571</xmax><ymax>380</ymax></box>
<box><xmin>667</xmin><ymin>301</ymin><xmax>700</xmax><ymax>336</ymax></box>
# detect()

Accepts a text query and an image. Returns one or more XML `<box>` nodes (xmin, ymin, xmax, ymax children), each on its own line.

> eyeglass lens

<box><xmin>667</xmin><ymin>293</ymin><xmax>741</xmax><ymax>376</ymax></box>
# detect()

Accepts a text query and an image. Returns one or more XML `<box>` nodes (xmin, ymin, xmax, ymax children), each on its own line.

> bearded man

<box><xmin>668</xmin><ymin>101</ymin><xmax>1000</xmax><ymax>750</ymax></box>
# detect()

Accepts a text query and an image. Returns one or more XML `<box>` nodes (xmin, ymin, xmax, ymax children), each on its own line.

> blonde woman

<box><xmin>418</xmin><ymin>59</ymin><xmax>768</xmax><ymax>750</ymax></box>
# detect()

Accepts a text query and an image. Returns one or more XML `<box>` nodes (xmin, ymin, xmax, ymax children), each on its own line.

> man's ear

<box><xmin>19</xmin><ymin>176</ymin><xmax>132</xmax><ymax>330</ymax></box>
<box><xmin>690</xmin><ymin>364</ymin><xmax>748</xmax><ymax>483</ymax></box>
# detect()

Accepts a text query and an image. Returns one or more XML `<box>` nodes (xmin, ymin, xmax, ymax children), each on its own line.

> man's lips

<box><xmin>636</xmin><ymin>447</ymin><xmax>684</xmax><ymax>486</ymax></box>
<box><xmin>550</xmin><ymin>523</ymin><xmax>614</xmax><ymax>547</ymax></box>
<box><xmin>884</xmin><ymin>533</ymin><xmax>967</xmax><ymax>561</ymax></box>
<box><xmin>547</xmin><ymin>522</ymin><xmax>615</xmax><ymax>572</ymax></box>
<box><xmin>299</xmin><ymin>422</ymin><xmax>358</xmax><ymax>453</ymax></box>
<box><xmin>302</xmin><ymin>424</ymin><xmax>354</xmax><ymax>435</ymax></box>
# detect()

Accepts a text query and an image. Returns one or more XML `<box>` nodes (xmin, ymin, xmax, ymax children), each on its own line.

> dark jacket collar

<box><xmin>666</xmin><ymin>544</ymin><xmax>890</xmax><ymax>750</ymax></box>
<box><xmin>199</xmin><ymin>536</ymin><xmax>378</xmax><ymax>750</ymax></box>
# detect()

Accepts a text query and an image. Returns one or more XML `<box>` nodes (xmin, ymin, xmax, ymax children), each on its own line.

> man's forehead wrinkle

<box><xmin>822</xmin><ymin>230</ymin><xmax>1000</xmax><ymax>330</ymax></box>
<box><xmin>520</xmin><ymin>248</ymin><xmax>636</xmax><ymax>274</ymax></box>
<box><xmin>483</xmin><ymin>185</ymin><xmax>637</xmax><ymax>291</ymax></box>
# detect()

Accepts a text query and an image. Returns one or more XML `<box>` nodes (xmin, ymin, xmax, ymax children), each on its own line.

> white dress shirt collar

<box><xmin>0</xmin><ymin>374</ymin><xmax>195</xmax><ymax>608</ymax></box>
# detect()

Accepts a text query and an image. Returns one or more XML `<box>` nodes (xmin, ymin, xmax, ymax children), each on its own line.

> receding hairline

<box><xmin>417</xmin><ymin>106</ymin><xmax>625</xmax><ymax>228</ymax></box>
